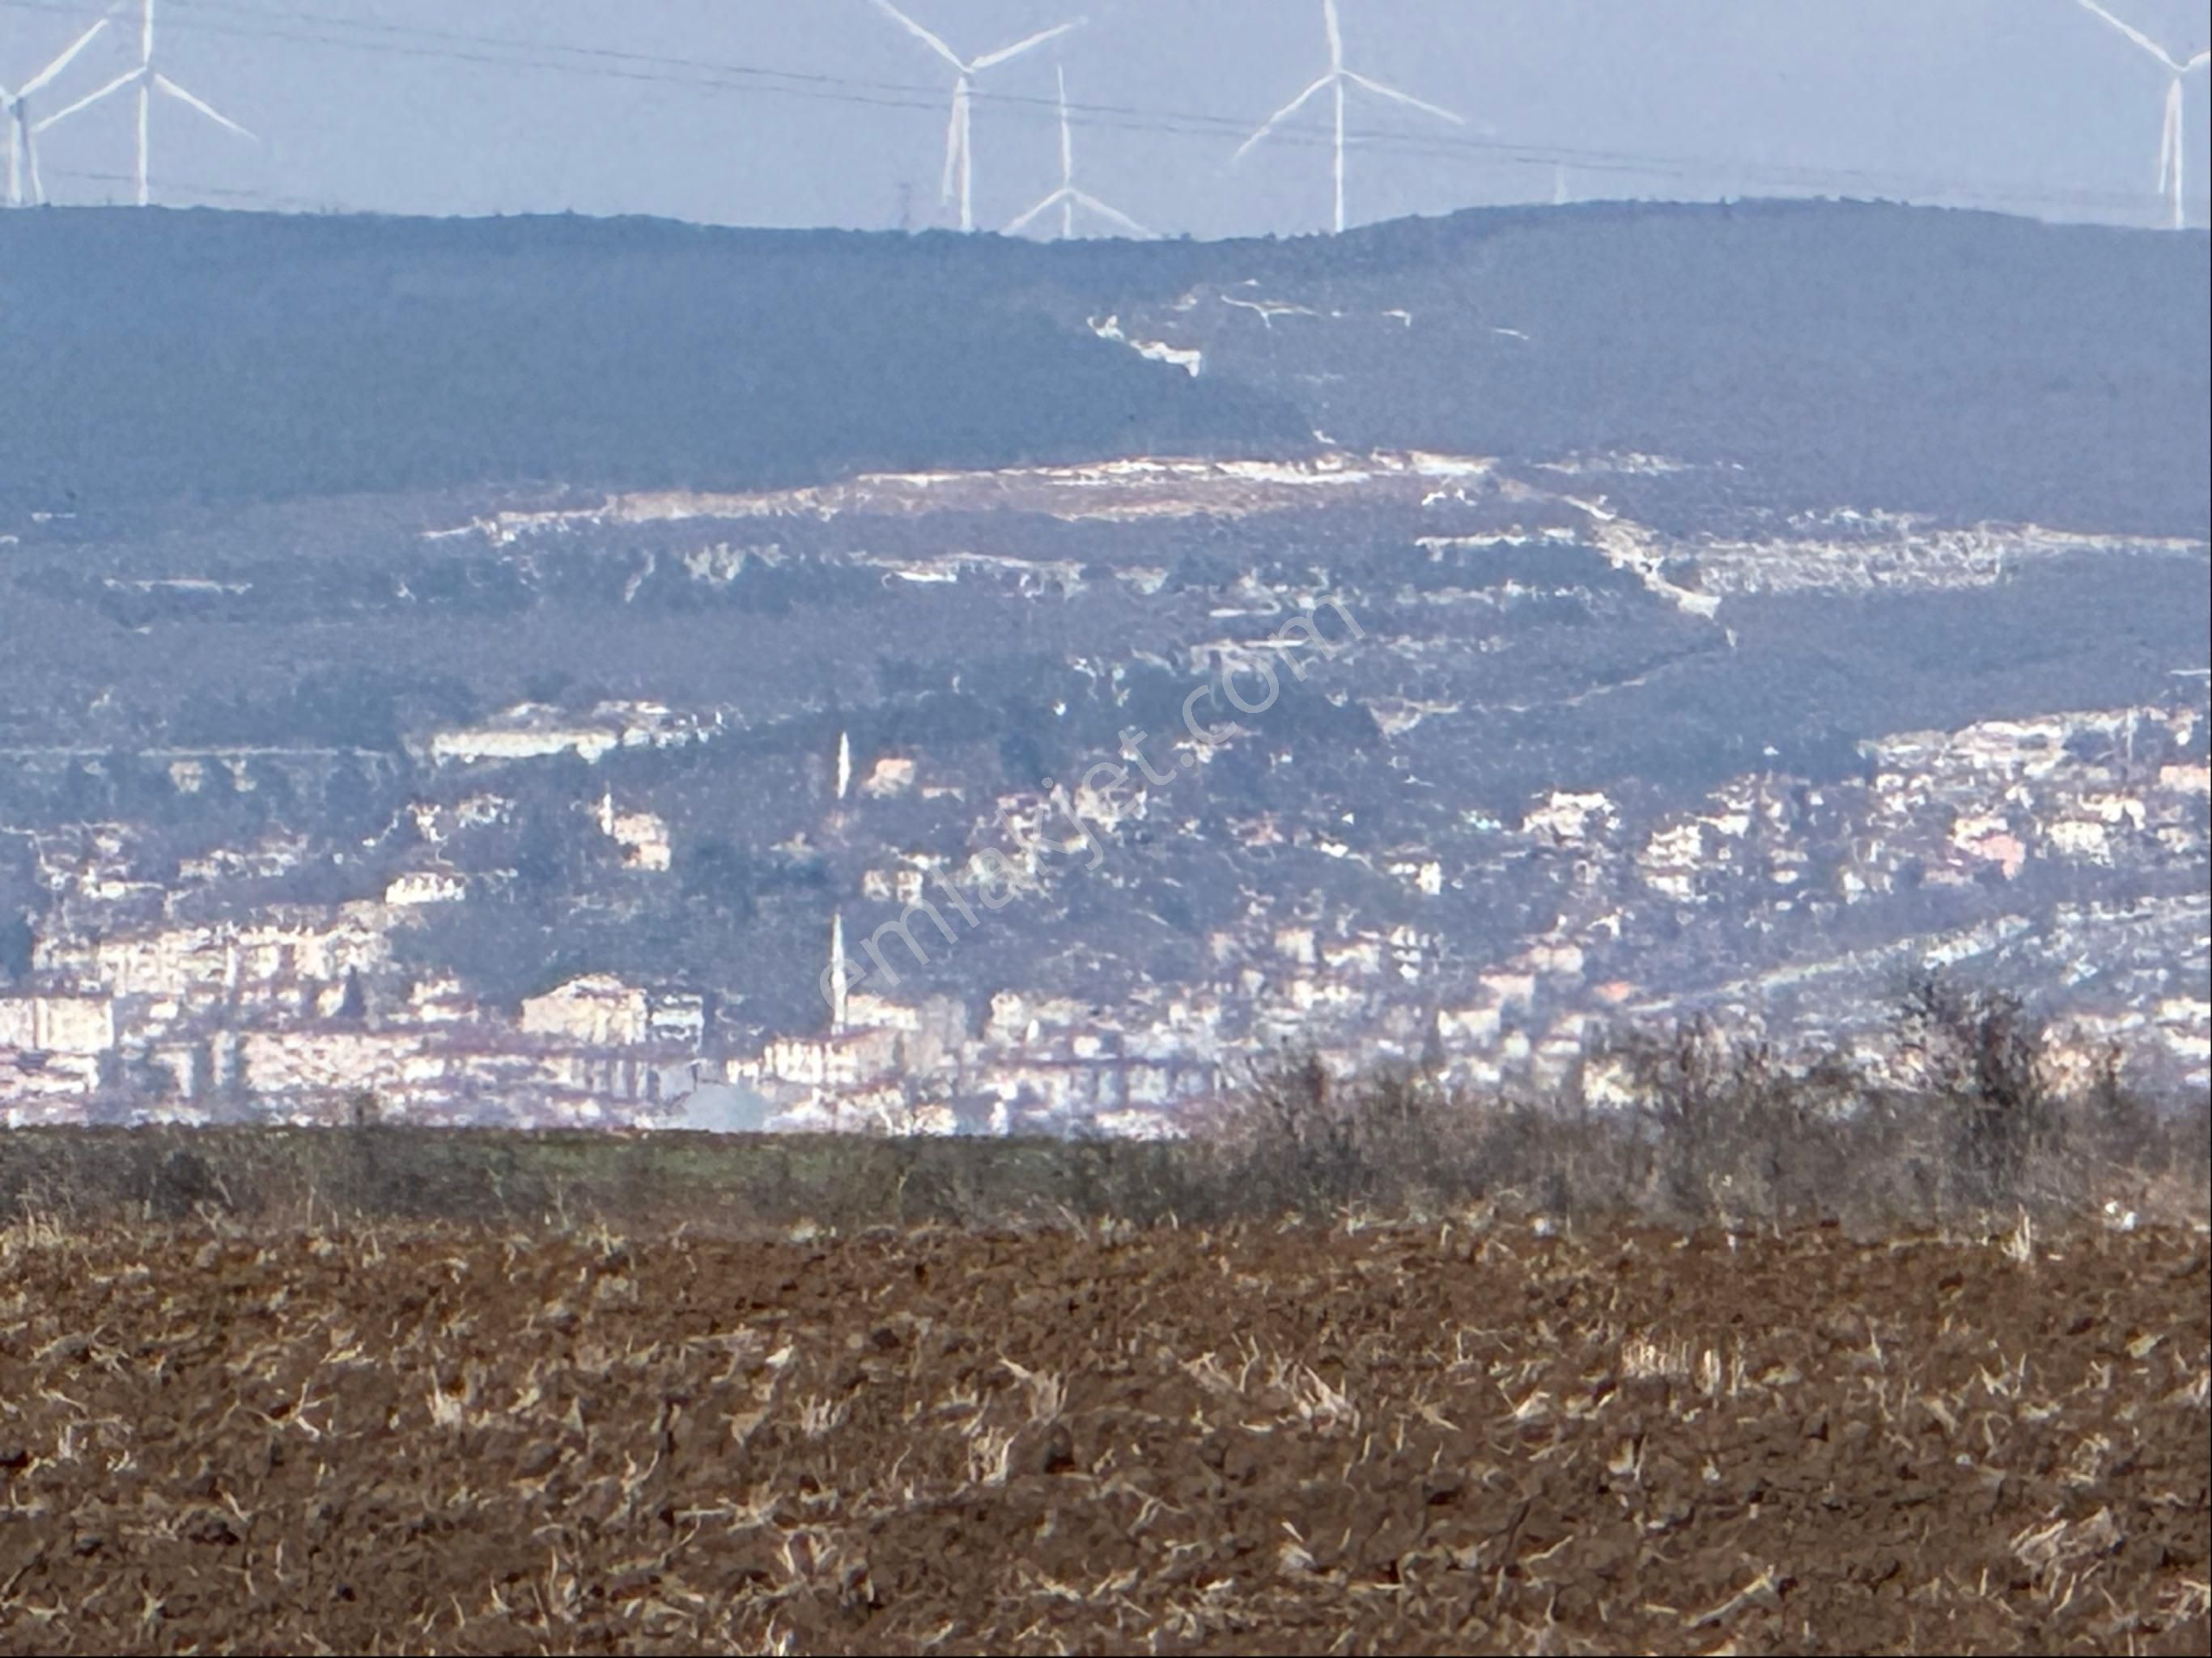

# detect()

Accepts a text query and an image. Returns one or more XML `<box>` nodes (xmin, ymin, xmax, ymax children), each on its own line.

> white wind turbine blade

<box><xmin>32</xmin><ymin>64</ymin><xmax>140</xmax><ymax>134</ymax></box>
<box><xmin>1004</xmin><ymin>187</ymin><xmax>1068</xmax><ymax>235</ymax></box>
<box><xmin>940</xmin><ymin>74</ymin><xmax>966</xmax><ymax>198</ymax></box>
<box><xmin>950</xmin><ymin>74</ymin><xmax>977</xmax><ymax>227</ymax></box>
<box><xmin>1056</xmin><ymin>66</ymin><xmax>1073</xmax><ymax>188</ymax></box>
<box><xmin>1072</xmin><ymin>189</ymin><xmax>1153</xmax><ymax>238</ymax></box>
<box><xmin>2074</xmin><ymin>0</ymin><xmax>2190</xmax><ymax>72</ymax></box>
<box><xmin>19</xmin><ymin>18</ymin><xmax>113</xmax><ymax>101</ymax></box>
<box><xmin>970</xmin><ymin>19</ymin><xmax>1082</xmax><ymax>73</ymax></box>
<box><xmin>1344</xmin><ymin>70</ymin><xmax>1465</xmax><ymax>125</ymax></box>
<box><xmin>869</xmin><ymin>0</ymin><xmax>966</xmax><ymax>70</ymax></box>
<box><xmin>1235</xmin><ymin>74</ymin><xmax>1334</xmax><ymax>160</ymax></box>
<box><xmin>2175</xmin><ymin>79</ymin><xmax>2189</xmax><ymax>228</ymax></box>
<box><xmin>2159</xmin><ymin>74</ymin><xmax>2184</xmax><ymax>223</ymax></box>
<box><xmin>153</xmin><ymin>72</ymin><xmax>255</xmax><ymax>139</ymax></box>
<box><xmin>1323</xmin><ymin>0</ymin><xmax>1344</xmax><ymax>70</ymax></box>
<box><xmin>9</xmin><ymin>100</ymin><xmax>45</xmax><ymax>206</ymax></box>
<box><xmin>2183</xmin><ymin>50</ymin><xmax>2210</xmax><ymax>72</ymax></box>
<box><xmin>25</xmin><ymin>108</ymin><xmax>47</xmax><ymax>205</ymax></box>
<box><xmin>2159</xmin><ymin>75</ymin><xmax>2181</xmax><ymax>188</ymax></box>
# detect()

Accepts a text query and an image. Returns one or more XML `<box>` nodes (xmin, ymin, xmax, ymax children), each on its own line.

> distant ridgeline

<box><xmin>1</xmin><ymin>200</ymin><xmax>2205</xmax><ymax>532</ymax></box>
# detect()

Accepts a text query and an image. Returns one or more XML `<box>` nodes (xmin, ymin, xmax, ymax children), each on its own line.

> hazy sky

<box><xmin>6</xmin><ymin>0</ymin><xmax>2209</xmax><ymax>235</ymax></box>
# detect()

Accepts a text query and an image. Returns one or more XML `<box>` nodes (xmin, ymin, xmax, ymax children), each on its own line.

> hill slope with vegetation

<box><xmin>3</xmin><ymin>201</ymin><xmax>2204</xmax><ymax>530</ymax></box>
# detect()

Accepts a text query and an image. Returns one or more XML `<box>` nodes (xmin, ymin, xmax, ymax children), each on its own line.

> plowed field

<box><xmin>1</xmin><ymin>1219</ymin><xmax>2205</xmax><ymax>1655</ymax></box>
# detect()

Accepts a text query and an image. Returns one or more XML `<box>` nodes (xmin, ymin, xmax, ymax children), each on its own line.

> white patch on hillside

<box><xmin>101</xmin><ymin>577</ymin><xmax>252</xmax><ymax>596</ymax></box>
<box><xmin>1088</xmin><ymin>315</ymin><xmax>1203</xmax><ymax>376</ymax></box>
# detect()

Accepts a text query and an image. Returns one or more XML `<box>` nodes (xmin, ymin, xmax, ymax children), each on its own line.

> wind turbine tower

<box><xmin>1007</xmin><ymin>66</ymin><xmax>1153</xmax><ymax>238</ymax></box>
<box><xmin>2</xmin><ymin>14</ymin><xmax>108</xmax><ymax>206</ymax></box>
<box><xmin>1236</xmin><ymin>0</ymin><xmax>1464</xmax><ymax>234</ymax></box>
<box><xmin>35</xmin><ymin>0</ymin><xmax>255</xmax><ymax>207</ymax></box>
<box><xmin>2073</xmin><ymin>0</ymin><xmax>2210</xmax><ymax>229</ymax></box>
<box><xmin>870</xmin><ymin>1</ymin><xmax>1082</xmax><ymax>231</ymax></box>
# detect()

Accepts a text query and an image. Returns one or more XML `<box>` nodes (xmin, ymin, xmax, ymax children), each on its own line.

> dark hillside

<box><xmin>2</xmin><ymin>201</ymin><xmax>2204</xmax><ymax>531</ymax></box>
<box><xmin>0</xmin><ymin>210</ymin><xmax>1302</xmax><ymax>508</ymax></box>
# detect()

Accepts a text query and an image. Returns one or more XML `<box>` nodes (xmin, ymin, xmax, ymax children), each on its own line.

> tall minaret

<box><xmin>829</xmin><ymin>911</ymin><xmax>849</xmax><ymax>1033</ymax></box>
<box><xmin>835</xmin><ymin>731</ymin><xmax>852</xmax><ymax>803</ymax></box>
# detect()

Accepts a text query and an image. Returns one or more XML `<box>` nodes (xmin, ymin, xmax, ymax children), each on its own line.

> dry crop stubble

<box><xmin>0</xmin><ymin>1215</ymin><xmax>2203</xmax><ymax>1654</ymax></box>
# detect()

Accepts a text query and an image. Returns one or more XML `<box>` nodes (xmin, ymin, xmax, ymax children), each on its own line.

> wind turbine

<box><xmin>2073</xmin><ymin>0</ymin><xmax>2210</xmax><ymax>229</ymax></box>
<box><xmin>1235</xmin><ymin>0</ymin><xmax>1464</xmax><ymax>234</ymax></box>
<box><xmin>869</xmin><ymin>1</ymin><xmax>1081</xmax><ymax>231</ymax></box>
<box><xmin>34</xmin><ymin>0</ymin><xmax>254</xmax><ymax>207</ymax></box>
<box><xmin>2</xmin><ymin>13</ymin><xmax>109</xmax><ymax>206</ymax></box>
<box><xmin>1007</xmin><ymin>67</ymin><xmax>1153</xmax><ymax>238</ymax></box>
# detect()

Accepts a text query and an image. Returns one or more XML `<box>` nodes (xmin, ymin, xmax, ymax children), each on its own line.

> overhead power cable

<box><xmin>1</xmin><ymin>0</ymin><xmax>2198</xmax><ymax>223</ymax></box>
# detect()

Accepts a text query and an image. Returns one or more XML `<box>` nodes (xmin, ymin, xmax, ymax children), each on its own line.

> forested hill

<box><xmin>2</xmin><ymin>200</ymin><xmax>2205</xmax><ymax>532</ymax></box>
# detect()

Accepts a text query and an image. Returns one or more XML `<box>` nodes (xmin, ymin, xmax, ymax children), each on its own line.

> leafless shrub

<box><xmin>1607</xmin><ymin>1020</ymin><xmax>1835</xmax><ymax>1223</ymax></box>
<box><xmin>2</xmin><ymin>975</ymin><xmax>2202</xmax><ymax>1235</ymax></box>
<box><xmin>1194</xmin><ymin>1050</ymin><xmax>1478</xmax><ymax>1219</ymax></box>
<box><xmin>1184</xmin><ymin>974</ymin><xmax>2205</xmax><ymax>1231</ymax></box>
<box><xmin>1896</xmin><ymin>971</ymin><xmax>2065</xmax><ymax>1207</ymax></box>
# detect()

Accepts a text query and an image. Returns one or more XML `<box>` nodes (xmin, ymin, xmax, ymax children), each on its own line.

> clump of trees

<box><xmin>1187</xmin><ymin>975</ymin><xmax>2206</xmax><ymax>1230</ymax></box>
<box><xmin>3</xmin><ymin>976</ymin><xmax>2201</xmax><ymax>1235</ymax></box>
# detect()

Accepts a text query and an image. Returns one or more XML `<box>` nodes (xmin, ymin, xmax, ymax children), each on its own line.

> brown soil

<box><xmin>0</xmin><ymin>1219</ymin><xmax>2205</xmax><ymax>1655</ymax></box>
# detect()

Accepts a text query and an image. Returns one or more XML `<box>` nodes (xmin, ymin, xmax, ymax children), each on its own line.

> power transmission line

<box><xmin>2</xmin><ymin>0</ymin><xmax>2197</xmax><ymax>223</ymax></box>
<box><xmin>38</xmin><ymin>159</ymin><xmax>330</xmax><ymax>209</ymax></box>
